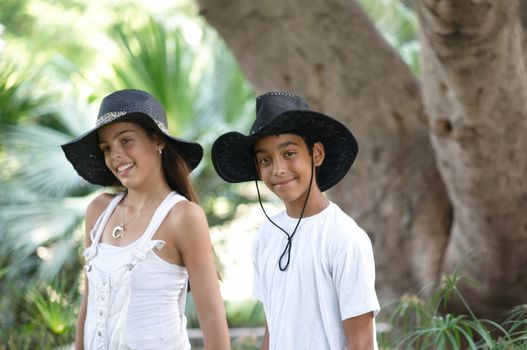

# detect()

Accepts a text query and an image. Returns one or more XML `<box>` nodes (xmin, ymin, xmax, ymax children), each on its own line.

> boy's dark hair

<box><xmin>249</xmin><ymin>132</ymin><xmax>315</xmax><ymax>158</ymax></box>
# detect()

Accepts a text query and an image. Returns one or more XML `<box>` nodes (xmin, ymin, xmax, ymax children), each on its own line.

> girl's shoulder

<box><xmin>83</xmin><ymin>192</ymin><xmax>120</xmax><ymax>245</ymax></box>
<box><xmin>161</xmin><ymin>199</ymin><xmax>209</xmax><ymax>249</ymax></box>
<box><xmin>165</xmin><ymin>199</ymin><xmax>206</xmax><ymax>228</ymax></box>
<box><xmin>85</xmin><ymin>192</ymin><xmax>119</xmax><ymax>224</ymax></box>
<box><xmin>87</xmin><ymin>192</ymin><xmax>117</xmax><ymax>211</ymax></box>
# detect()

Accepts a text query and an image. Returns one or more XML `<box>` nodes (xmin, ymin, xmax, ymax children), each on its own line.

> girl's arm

<box><xmin>172</xmin><ymin>201</ymin><xmax>230</xmax><ymax>350</ymax></box>
<box><xmin>74</xmin><ymin>278</ymin><xmax>88</xmax><ymax>350</ymax></box>
<box><xmin>75</xmin><ymin>194</ymin><xmax>111</xmax><ymax>350</ymax></box>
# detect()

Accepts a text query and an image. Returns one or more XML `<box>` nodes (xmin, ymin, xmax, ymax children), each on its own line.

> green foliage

<box><xmin>0</xmin><ymin>275</ymin><xmax>80</xmax><ymax>348</ymax></box>
<box><xmin>0</xmin><ymin>60</ymin><xmax>51</xmax><ymax>125</ymax></box>
<box><xmin>225</xmin><ymin>300</ymin><xmax>265</xmax><ymax>328</ymax></box>
<box><xmin>359</xmin><ymin>0</ymin><xmax>420</xmax><ymax>73</ymax></box>
<box><xmin>0</xmin><ymin>0</ymin><xmax>35</xmax><ymax>36</ymax></box>
<box><xmin>186</xmin><ymin>297</ymin><xmax>264</xmax><ymax>333</ymax></box>
<box><xmin>3</xmin><ymin>124</ymin><xmax>90</xmax><ymax>197</ymax></box>
<box><xmin>380</xmin><ymin>268</ymin><xmax>527</xmax><ymax>349</ymax></box>
<box><xmin>106</xmin><ymin>11</ymin><xmax>255</xmax><ymax>139</ymax></box>
<box><xmin>493</xmin><ymin>305</ymin><xmax>527</xmax><ymax>349</ymax></box>
<box><xmin>109</xmin><ymin>18</ymin><xmax>198</xmax><ymax>134</ymax></box>
<box><xmin>25</xmin><ymin>282</ymin><xmax>78</xmax><ymax>339</ymax></box>
<box><xmin>106</xmin><ymin>8</ymin><xmax>255</xmax><ymax>137</ymax></box>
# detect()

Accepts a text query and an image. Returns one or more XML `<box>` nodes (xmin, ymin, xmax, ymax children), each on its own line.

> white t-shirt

<box><xmin>252</xmin><ymin>202</ymin><xmax>380</xmax><ymax>350</ymax></box>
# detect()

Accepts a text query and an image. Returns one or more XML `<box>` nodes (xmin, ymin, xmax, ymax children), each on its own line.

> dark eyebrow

<box><xmin>98</xmin><ymin>129</ymin><xmax>136</xmax><ymax>144</ymax></box>
<box><xmin>254</xmin><ymin>141</ymin><xmax>300</xmax><ymax>154</ymax></box>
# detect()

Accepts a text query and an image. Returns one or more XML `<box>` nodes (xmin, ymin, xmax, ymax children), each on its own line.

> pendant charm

<box><xmin>112</xmin><ymin>225</ymin><xmax>124</xmax><ymax>239</ymax></box>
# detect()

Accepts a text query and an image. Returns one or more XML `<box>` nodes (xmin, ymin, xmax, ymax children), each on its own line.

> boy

<box><xmin>212</xmin><ymin>92</ymin><xmax>380</xmax><ymax>349</ymax></box>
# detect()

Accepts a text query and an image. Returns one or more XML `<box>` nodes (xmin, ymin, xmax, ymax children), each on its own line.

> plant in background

<box><xmin>494</xmin><ymin>305</ymin><xmax>527</xmax><ymax>349</ymax></box>
<box><xmin>225</xmin><ymin>300</ymin><xmax>265</xmax><ymax>328</ymax></box>
<box><xmin>0</xmin><ymin>276</ymin><xmax>80</xmax><ymax>350</ymax></box>
<box><xmin>0</xmin><ymin>61</ymin><xmax>49</xmax><ymax>126</ymax></box>
<box><xmin>0</xmin><ymin>46</ymin><xmax>91</xmax><ymax>346</ymax></box>
<box><xmin>23</xmin><ymin>279</ymin><xmax>79</xmax><ymax>347</ymax></box>
<box><xmin>358</xmin><ymin>0</ymin><xmax>420</xmax><ymax>73</ymax></box>
<box><xmin>380</xmin><ymin>265</ymin><xmax>527</xmax><ymax>349</ymax></box>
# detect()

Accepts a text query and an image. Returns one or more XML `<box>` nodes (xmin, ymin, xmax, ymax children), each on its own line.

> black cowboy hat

<box><xmin>211</xmin><ymin>92</ymin><xmax>358</xmax><ymax>192</ymax></box>
<box><xmin>61</xmin><ymin>89</ymin><xmax>203</xmax><ymax>186</ymax></box>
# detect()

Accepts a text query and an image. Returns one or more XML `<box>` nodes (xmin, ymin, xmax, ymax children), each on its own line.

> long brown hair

<box><xmin>158</xmin><ymin>132</ymin><xmax>224</xmax><ymax>283</ymax></box>
<box><xmin>160</xmin><ymin>140</ymin><xmax>200</xmax><ymax>203</ymax></box>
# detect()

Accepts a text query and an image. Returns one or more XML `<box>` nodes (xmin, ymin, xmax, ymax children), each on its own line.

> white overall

<box><xmin>83</xmin><ymin>192</ymin><xmax>191</xmax><ymax>350</ymax></box>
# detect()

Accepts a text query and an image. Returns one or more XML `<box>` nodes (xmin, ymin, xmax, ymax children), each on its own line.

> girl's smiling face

<box><xmin>97</xmin><ymin>122</ymin><xmax>164</xmax><ymax>189</ymax></box>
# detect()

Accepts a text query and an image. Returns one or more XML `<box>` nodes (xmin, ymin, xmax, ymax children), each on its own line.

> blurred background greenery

<box><xmin>0</xmin><ymin>0</ymin><xmax>419</xmax><ymax>348</ymax></box>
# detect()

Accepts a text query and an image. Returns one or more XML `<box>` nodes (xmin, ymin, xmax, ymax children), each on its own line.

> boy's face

<box><xmin>253</xmin><ymin>133</ymin><xmax>324</xmax><ymax>206</ymax></box>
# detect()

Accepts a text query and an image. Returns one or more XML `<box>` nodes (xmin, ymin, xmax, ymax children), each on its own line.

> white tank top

<box><xmin>83</xmin><ymin>191</ymin><xmax>190</xmax><ymax>350</ymax></box>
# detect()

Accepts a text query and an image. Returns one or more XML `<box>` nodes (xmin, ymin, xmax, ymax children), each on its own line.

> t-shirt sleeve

<box><xmin>251</xmin><ymin>231</ymin><xmax>263</xmax><ymax>301</ymax></box>
<box><xmin>332</xmin><ymin>229</ymin><xmax>380</xmax><ymax>320</ymax></box>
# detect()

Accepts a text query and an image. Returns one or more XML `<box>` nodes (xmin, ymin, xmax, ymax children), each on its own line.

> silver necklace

<box><xmin>111</xmin><ymin>200</ymin><xmax>155</xmax><ymax>239</ymax></box>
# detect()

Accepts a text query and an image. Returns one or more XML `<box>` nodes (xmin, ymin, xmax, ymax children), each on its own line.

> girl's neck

<box><xmin>123</xmin><ymin>184</ymin><xmax>172</xmax><ymax>209</ymax></box>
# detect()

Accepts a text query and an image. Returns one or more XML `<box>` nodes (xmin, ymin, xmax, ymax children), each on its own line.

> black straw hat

<box><xmin>61</xmin><ymin>89</ymin><xmax>203</xmax><ymax>186</ymax></box>
<box><xmin>211</xmin><ymin>92</ymin><xmax>358</xmax><ymax>192</ymax></box>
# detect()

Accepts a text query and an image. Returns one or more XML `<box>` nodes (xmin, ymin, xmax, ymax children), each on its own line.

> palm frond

<box><xmin>109</xmin><ymin>16</ymin><xmax>199</xmax><ymax>135</ymax></box>
<box><xmin>0</xmin><ymin>60</ymin><xmax>51</xmax><ymax>125</ymax></box>
<box><xmin>195</xmin><ymin>29</ymin><xmax>255</xmax><ymax>136</ymax></box>
<box><xmin>0</xmin><ymin>197</ymin><xmax>86</xmax><ymax>264</ymax></box>
<box><xmin>3</xmin><ymin>124</ymin><xmax>91</xmax><ymax>197</ymax></box>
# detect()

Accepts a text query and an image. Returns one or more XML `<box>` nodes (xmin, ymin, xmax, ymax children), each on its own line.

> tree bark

<box><xmin>417</xmin><ymin>0</ymin><xmax>527</xmax><ymax>317</ymax></box>
<box><xmin>198</xmin><ymin>0</ymin><xmax>451</xmax><ymax>306</ymax></box>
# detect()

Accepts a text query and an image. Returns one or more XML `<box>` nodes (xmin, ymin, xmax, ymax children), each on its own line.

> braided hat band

<box><xmin>61</xmin><ymin>89</ymin><xmax>203</xmax><ymax>186</ymax></box>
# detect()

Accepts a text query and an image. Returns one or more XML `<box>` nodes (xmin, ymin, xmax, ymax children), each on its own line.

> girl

<box><xmin>62</xmin><ymin>89</ymin><xmax>230</xmax><ymax>350</ymax></box>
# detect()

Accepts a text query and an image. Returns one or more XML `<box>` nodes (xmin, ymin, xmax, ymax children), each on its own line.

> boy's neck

<box><xmin>285</xmin><ymin>189</ymin><xmax>329</xmax><ymax>219</ymax></box>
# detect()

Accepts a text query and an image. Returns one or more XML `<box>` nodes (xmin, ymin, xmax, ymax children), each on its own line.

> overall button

<box><xmin>98</xmin><ymin>331</ymin><xmax>102</xmax><ymax>337</ymax></box>
<box><xmin>99</xmin><ymin>310</ymin><xmax>104</xmax><ymax>317</ymax></box>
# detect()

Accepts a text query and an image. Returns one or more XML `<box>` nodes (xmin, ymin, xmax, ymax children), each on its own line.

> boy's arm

<box><xmin>342</xmin><ymin>311</ymin><xmax>375</xmax><ymax>350</ymax></box>
<box><xmin>260</xmin><ymin>321</ymin><xmax>269</xmax><ymax>350</ymax></box>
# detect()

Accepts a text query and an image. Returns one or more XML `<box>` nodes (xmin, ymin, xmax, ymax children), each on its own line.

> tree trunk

<box><xmin>198</xmin><ymin>0</ymin><xmax>527</xmax><ymax>318</ymax></box>
<box><xmin>417</xmin><ymin>0</ymin><xmax>527</xmax><ymax>317</ymax></box>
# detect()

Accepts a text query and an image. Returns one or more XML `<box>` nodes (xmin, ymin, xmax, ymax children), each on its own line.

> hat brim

<box><xmin>61</xmin><ymin>113</ymin><xmax>203</xmax><ymax>186</ymax></box>
<box><xmin>211</xmin><ymin>110</ymin><xmax>358</xmax><ymax>192</ymax></box>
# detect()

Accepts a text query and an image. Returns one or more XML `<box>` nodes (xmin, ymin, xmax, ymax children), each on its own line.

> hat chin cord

<box><xmin>255</xmin><ymin>156</ymin><xmax>314</xmax><ymax>271</ymax></box>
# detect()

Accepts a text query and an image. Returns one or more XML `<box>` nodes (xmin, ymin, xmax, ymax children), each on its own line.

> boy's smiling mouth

<box><xmin>273</xmin><ymin>177</ymin><xmax>296</xmax><ymax>188</ymax></box>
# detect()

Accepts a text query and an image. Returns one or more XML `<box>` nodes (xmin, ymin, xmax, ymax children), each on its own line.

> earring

<box><xmin>158</xmin><ymin>148</ymin><xmax>162</xmax><ymax>154</ymax></box>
